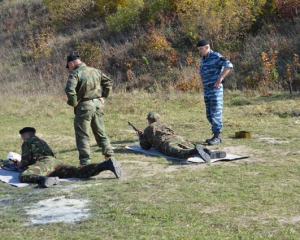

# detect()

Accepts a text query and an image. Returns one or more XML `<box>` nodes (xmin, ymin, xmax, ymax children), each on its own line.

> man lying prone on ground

<box><xmin>135</xmin><ymin>112</ymin><xmax>226</xmax><ymax>163</ymax></box>
<box><xmin>11</xmin><ymin>127</ymin><xmax>121</xmax><ymax>188</ymax></box>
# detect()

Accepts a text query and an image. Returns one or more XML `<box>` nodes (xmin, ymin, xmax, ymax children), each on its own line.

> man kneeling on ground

<box><xmin>136</xmin><ymin>112</ymin><xmax>226</xmax><ymax>163</ymax></box>
<box><xmin>12</xmin><ymin>127</ymin><xmax>121</xmax><ymax>188</ymax></box>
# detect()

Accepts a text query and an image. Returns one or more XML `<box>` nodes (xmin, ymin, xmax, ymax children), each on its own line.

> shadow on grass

<box><xmin>110</xmin><ymin>139</ymin><xmax>139</xmax><ymax>145</ymax></box>
<box><xmin>57</xmin><ymin>148</ymin><xmax>78</xmax><ymax>154</ymax></box>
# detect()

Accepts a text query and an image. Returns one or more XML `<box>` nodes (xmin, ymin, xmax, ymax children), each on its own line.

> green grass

<box><xmin>0</xmin><ymin>90</ymin><xmax>300</xmax><ymax>239</ymax></box>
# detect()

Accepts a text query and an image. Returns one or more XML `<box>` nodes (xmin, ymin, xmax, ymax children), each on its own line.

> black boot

<box><xmin>195</xmin><ymin>144</ymin><xmax>211</xmax><ymax>163</ymax></box>
<box><xmin>98</xmin><ymin>157</ymin><xmax>122</xmax><ymax>179</ymax></box>
<box><xmin>188</xmin><ymin>148</ymin><xmax>198</xmax><ymax>157</ymax></box>
<box><xmin>207</xmin><ymin>132</ymin><xmax>222</xmax><ymax>145</ymax></box>
<box><xmin>38</xmin><ymin>176</ymin><xmax>60</xmax><ymax>188</ymax></box>
<box><xmin>205</xmin><ymin>133</ymin><xmax>214</xmax><ymax>143</ymax></box>
<box><xmin>204</xmin><ymin>148</ymin><xmax>226</xmax><ymax>159</ymax></box>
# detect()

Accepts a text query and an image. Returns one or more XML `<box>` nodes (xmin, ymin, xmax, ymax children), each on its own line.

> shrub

<box><xmin>176</xmin><ymin>0</ymin><xmax>266</xmax><ymax>44</ymax></box>
<box><xmin>106</xmin><ymin>0</ymin><xmax>144</xmax><ymax>32</ymax></box>
<box><xmin>44</xmin><ymin>0</ymin><xmax>95</xmax><ymax>24</ymax></box>
<box><xmin>75</xmin><ymin>41</ymin><xmax>104</xmax><ymax>69</ymax></box>
<box><xmin>242</xmin><ymin>51</ymin><xmax>279</xmax><ymax>92</ymax></box>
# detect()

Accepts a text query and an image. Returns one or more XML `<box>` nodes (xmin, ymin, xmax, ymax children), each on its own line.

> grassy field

<box><xmin>0</xmin><ymin>90</ymin><xmax>300</xmax><ymax>239</ymax></box>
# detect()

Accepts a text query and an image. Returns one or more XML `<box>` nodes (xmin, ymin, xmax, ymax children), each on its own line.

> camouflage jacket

<box><xmin>199</xmin><ymin>50</ymin><xmax>233</xmax><ymax>85</ymax></box>
<box><xmin>65</xmin><ymin>63</ymin><xmax>113</xmax><ymax>107</ymax></box>
<box><xmin>139</xmin><ymin>122</ymin><xmax>174</xmax><ymax>151</ymax></box>
<box><xmin>21</xmin><ymin>136</ymin><xmax>55</xmax><ymax>168</ymax></box>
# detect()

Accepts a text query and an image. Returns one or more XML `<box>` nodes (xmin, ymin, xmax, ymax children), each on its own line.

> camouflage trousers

<box><xmin>19</xmin><ymin>156</ymin><xmax>101</xmax><ymax>183</ymax></box>
<box><xmin>159</xmin><ymin>136</ymin><xmax>195</xmax><ymax>159</ymax></box>
<box><xmin>74</xmin><ymin>99</ymin><xmax>114</xmax><ymax>165</ymax></box>
<box><xmin>204</xmin><ymin>85</ymin><xmax>223</xmax><ymax>133</ymax></box>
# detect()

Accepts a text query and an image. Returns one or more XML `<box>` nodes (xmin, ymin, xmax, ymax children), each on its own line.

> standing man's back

<box><xmin>65</xmin><ymin>54</ymin><xmax>115</xmax><ymax>165</ymax></box>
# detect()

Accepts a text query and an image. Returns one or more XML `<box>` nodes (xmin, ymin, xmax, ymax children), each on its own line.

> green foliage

<box><xmin>106</xmin><ymin>0</ymin><xmax>144</xmax><ymax>32</ymax></box>
<box><xmin>146</xmin><ymin>0</ymin><xmax>177</xmax><ymax>21</ymax></box>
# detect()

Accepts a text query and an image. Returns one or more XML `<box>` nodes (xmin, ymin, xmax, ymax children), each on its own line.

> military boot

<box><xmin>205</xmin><ymin>133</ymin><xmax>214</xmax><ymax>143</ymax></box>
<box><xmin>98</xmin><ymin>157</ymin><xmax>122</xmax><ymax>179</ymax></box>
<box><xmin>207</xmin><ymin>132</ymin><xmax>222</xmax><ymax>145</ymax></box>
<box><xmin>38</xmin><ymin>176</ymin><xmax>60</xmax><ymax>188</ymax></box>
<box><xmin>204</xmin><ymin>148</ymin><xmax>226</xmax><ymax>159</ymax></box>
<box><xmin>195</xmin><ymin>144</ymin><xmax>211</xmax><ymax>163</ymax></box>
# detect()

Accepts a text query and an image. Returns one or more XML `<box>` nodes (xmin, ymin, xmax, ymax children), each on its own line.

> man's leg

<box><xmin>204</xmin><ymin>89</ymin><xmax>213</xmax><ymax>126</ymax></box>
<box><xmin>210</xmin><ymin>86</ymin><xmax>223</xmax><ymax>133</ymax></box>
<box><xmin>74</xmin><ymin>109</ymin><xmax>93</xmax><ymax>165</ymax></box>
<box><xmin>51</xmin><ymin>157</ymin><xmax>121</xmax><ymax>179</ymax></box>
<box><xmin>19</xmin><ymin>157</ymin><xmax>63</xmax><ymax>184</ymax></box>
<box><xmin>204</xmin><ymin>86</ymin><xmax>223</xmax><ymax>145</ymax></box>
<box><xmin>161</xmin><ymin>137</ymin><xmax>195</xmax><ymax>159</ymax></box>
<box><xmin>91</xmin><ymin>110</ymin><xmax>114</xmax><ymax>158</ymax></box>
<box><xmin>207</xmin><ymin>86</ymin><xmax>223</xmax><ymax>145</ymax></box>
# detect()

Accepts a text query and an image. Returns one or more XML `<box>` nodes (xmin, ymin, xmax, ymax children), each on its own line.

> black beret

<box><xmin>196</xmin><ymin>40</ymin><xmax>210</xmax><ymax>47</ymax></box>
<box><xmin>66</xmin><ymin>53</ymin><xmax>80</xmax><ymax>68</ymax></box>
<box><xmin>19</xmin><ymin>127</ymin><xmax>36</xmax><ymax>135</ymax></box>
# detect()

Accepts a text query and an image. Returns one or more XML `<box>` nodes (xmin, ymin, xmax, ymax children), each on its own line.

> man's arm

<box><xmin>65</xmin><ymin>72</ymin><xmax>79</xmax><ymax>107</ymax></box>
<box><xmin>100</xmin><ymin>72</ymin><xmax>113</xmax><ymax>99</ymax></box>
<box><xmin>139</xmin><ymin>135</ymin><xmax>152</xmax><ymax>150</ymax></box>
<box><xmin>214</xmin><ymin>55</ymin><xmax>233</xmax><ymax>88</ymax></box>
<box><xmin>214</xmin><ymin>67</ymin><xmax>232</xmax><ymax>88</ymax></box>
<box><xmin>19</xmin><ymin>141</ymin><xmax>34</xmax><ymax>168</ymax></box>
<box><xmin>139</xmin><ymin>127</ymin><xmax>153</xmax><ymax>150</ymax></box>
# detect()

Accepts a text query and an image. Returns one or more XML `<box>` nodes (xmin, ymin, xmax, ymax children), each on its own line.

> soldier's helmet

<box><xmin>146</xmin><ymin>112</ymin><xmax>160</xmax><ymax>122</ymax></box>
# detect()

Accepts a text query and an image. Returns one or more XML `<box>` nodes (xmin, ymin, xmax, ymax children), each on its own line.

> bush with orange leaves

<box><xmin>242</xmin><ymin>51</ymin><xmax>279</xmax><ymax>92</ymax></box>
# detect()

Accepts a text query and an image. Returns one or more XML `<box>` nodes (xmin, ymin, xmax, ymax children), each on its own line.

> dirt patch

<box><xmin>258</xmin><ymin>137</ymin><xmax>289</xmax><ymax>144</ymax></box>
<box><xmin>278</xmin><ymin>216</ymin><xmax>300</xmax><ymax>224</ymax></box>
<box><xmin>24</xmin><ymin>196</ymin><xmax>90</xmax><ymax>225</ymax></box>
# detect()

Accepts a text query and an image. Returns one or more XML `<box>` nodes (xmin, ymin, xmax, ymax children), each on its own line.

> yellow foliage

<box><xmin>26</xmin><ymin>28</ymin><xmax>54</xmax><ymax>59</ymax></box>
<box><xmin>176</xmin><ymin>0</ymin><xmax>266</xmax><ymax>43</ymax></box>
<box><xmin>75</xmin><ymin>41</ymin><xmax>103</xmax><ymax>68</ymax></box>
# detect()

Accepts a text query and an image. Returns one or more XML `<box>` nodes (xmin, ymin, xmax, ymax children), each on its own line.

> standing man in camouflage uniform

<box><xmin>197</xmin><ymin>40</ymin><xmax>233</xmax><ymax>145</ymax></box>
<box><xmin>65</xmin><ymin>54</ymin><xmax>114</xmax><ymax>165</ymax></box>
<box><xmin>136</xmin><ymin>112</ymin><xmax>226</xmax><ymax>162</ymax></box>
<box><xmin>14</xmin><ymin>127</ymin><xmax>121</xmax><ymax>188</ymax></box>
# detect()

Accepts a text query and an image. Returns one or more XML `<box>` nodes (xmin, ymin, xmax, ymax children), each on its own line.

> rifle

<box><xmin>128</xmin><ymin>122</ymin><xmax>143</xmax><ymax>136</ymax></box>
<box><xmin>0</xmin><ymin>159</ymin><xmax>24</xmax><ymax>172</ymax></box>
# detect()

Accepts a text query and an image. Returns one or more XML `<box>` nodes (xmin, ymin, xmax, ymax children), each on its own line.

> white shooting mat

<box><xmin>0</xmin><ymin>167</ymin><xmax>81</xmax><ymax>187</ymax></box>
<box><xmin>125</xmin><ymin>145</ymin><xmax>249</xmax><ymax>164</ymax></box>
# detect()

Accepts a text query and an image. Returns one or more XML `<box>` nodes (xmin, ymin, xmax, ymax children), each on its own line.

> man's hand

<box><xmin>10</xmin><ymin>158</ymin><xmax>20</xmax><ymax>163</ymax></box>
<box><xmin>136</xmin><ymin>130</ymin><xmax>143</xmax><ymax>137</ymax></box>
<box><xmin>17</xmin><ymin>161</ymin><xmax>23</xmax><ymax>168</ymax></box>
<box><xmin>11</xmin><ymin>158</ymin><xmax>23</xmax><ymax>168</ymax></box>
<box><xmin>99</xmin><ymin>97</ymin><xmax>105</xmax><ymax>104</ymax></box>
<box><xmin>214</xmin><ymin>78</ymin><xmax>223</xmax><ymax>88</ymax></box>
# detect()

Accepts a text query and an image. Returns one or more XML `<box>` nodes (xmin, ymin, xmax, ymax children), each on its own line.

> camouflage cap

<box><xmin>146</xmin><ymin>112</ymin><xmax>160</xmax><ymax>122</ymax></box>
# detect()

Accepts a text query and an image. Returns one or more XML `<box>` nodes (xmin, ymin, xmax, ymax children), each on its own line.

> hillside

<box><xmin>0</xmin><ymin>0</ymin><xmax>300</xmax><ymax>95</ymax></box>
